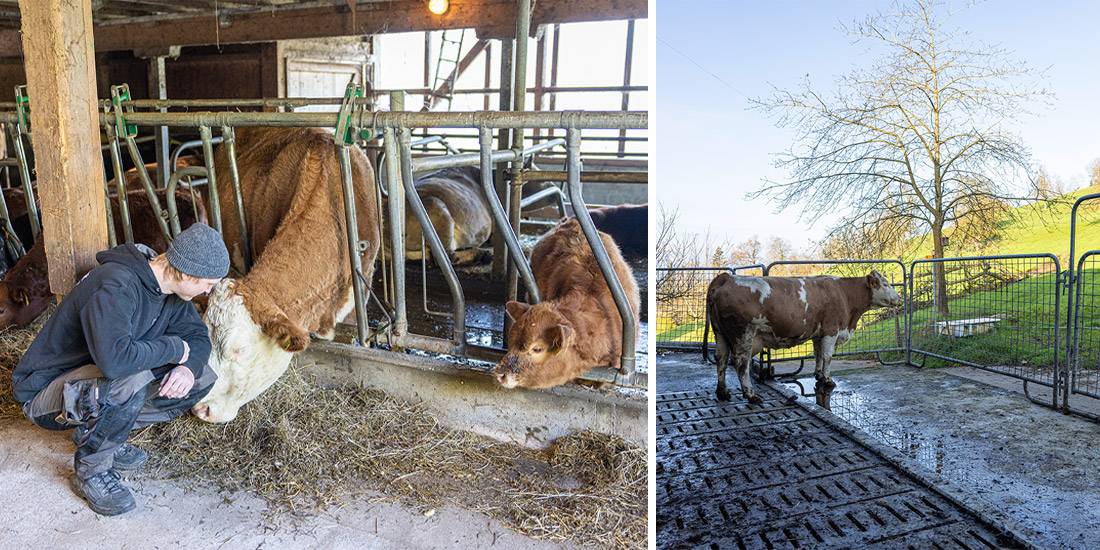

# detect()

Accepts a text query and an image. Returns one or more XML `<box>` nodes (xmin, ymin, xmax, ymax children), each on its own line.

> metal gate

<box><xmin>909</xmin><ymin>254</ymin><xmax>1062</xmax><ymax>407</ymax></box>
<box><xmin>1065</xmin><ymin>192</ymin><xmax>1100</xmax><ymax>419</ymax></box>
<box><xmin>655</xmin><ymin>265</ymin><xmax>763</xmax><ymax>352</ymax></box>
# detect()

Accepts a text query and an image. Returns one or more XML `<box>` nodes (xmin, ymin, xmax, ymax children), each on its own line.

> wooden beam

<box><xmin>18</xmin><ymin>0</ymin><xmax>109</xmax><ymax>295</ymax></box>
<box><xmin>0</xmin><ymin>0</ymin><xmax>646</xmax><ymax>57</ymax></box>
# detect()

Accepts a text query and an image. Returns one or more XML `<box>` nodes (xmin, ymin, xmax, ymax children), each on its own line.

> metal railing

<box><xmin>3</xmin><ymin>82</ymin><xmax>646</xmax><ymax>387</ymax></box>
<box><xmin>654</xmin><ymin>265</ymin><xmax>762</xmax><ymax>352</ymax></box>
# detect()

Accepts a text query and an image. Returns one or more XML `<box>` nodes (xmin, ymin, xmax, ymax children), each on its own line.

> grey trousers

<box><xmin>22</xmin><ymin>364</ymin><xmax>218</xmax><ymax>479</ymax></box>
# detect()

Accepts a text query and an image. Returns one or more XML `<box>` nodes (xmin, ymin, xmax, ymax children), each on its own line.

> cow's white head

<box><xmin>192</xmin><ymin>279</ymin><xmax>308</xmax><ymax>423</ymax></box>
<box><xmin>867</xmin><ymin>270</ymin><xmax>903</xmax><ymax>308</ymax></box>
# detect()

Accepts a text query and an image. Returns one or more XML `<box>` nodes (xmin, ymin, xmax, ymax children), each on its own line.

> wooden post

<box><xmin>19</xmin><ymin>0</ymin><xmax>108</xmax><ymax>295</ymax></box>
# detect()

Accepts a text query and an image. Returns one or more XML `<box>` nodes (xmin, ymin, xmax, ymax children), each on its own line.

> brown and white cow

<box><xmin>192</xmin><ymin>127</ymin><xmax>380</xmax><ymax>423</ymax></box>
<box><xmin>404</xmin><ymin>166</ymin><xmax>492</xmax><ymax>265</ymax></box>
<box><xmin>586</xmin><ymin>203</ymin><xmax>647</xmax><ymax>259</ymax></box>
<box><xmin>494</xmin><ymin>217</ymin><xmax>640</xmax><ymax>389</ymax></box>
<box><xmin>0</xmin><ymin>188</ymin><xmax>207</xmax><ymax>329</ymax></box>
<box><xmin>703</xmin><ymin>271</ymin><xmax>903</xmax><ymax>404</ymax></box>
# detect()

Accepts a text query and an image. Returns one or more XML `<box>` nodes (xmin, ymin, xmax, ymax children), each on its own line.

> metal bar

<box><xmin>508</xmin><ymin>0</ymin><xmax>532</xmax><ymax>315</ymax></box>
<box><xmin>398</xmin><ymin>127</ymin><xmax>466</xmax><ymax>354</ymax></box>
<box><xmin>618</xmin><ymin>19</ymin><xmax>635</xmax><ymax>157</ymax></box>
<box><xmin>520</xmin><ymin>169</ymin><xmax>647</xmax><ymax>183</ymax></box>
<box><xmin>9</xmin><ymin>123</ymin><xmax>39</xmax><ymax>238</ymax></box>
<box><xmin>148</xmin><ymin>55</ymin><xmax>170</xmax><ymax>188</ymax></box>
<box><xmin>492</xmin><ymin>38</ymin><xmax>515</xmax><ymax>283</ymax></box>
<box><xmin>0</xmin><ymin>150</ymin><xmax>25</xmax><ymax>259</ymax></box>
<box><xmin>166</xmin><ymin>166</ymin><xmax>208</xmax><ymax>236</ymax></box>
<box><xmin>105</xmin><ymin>124</ymin><xmax>135</xmax><ymax>244</ymax></box>
<box><xmin>197</xmin><ymin>126</ymin><xmax>222</xmax><ymax>233</ymax></box>
<box><xmin>383</xmin><ymin>121</ymin><xmax>407</xmax><ymax>343</ymax></box>
<box><xmin>26</xmin><ymin>110</ymin><xmax>646</xmax><ymax>129</ymax></box>
<box><xmin>1064</xmin><ymin>193</ymin><xmax>1100</xmax><ymax>411</ymax></box>
<box><xmin>102</xmin><ymin>176</ymin><xmax>117</xmax><ymax>249</ymax></box>
<box><xmin>119</xmin><ymin>124</ymin><xmax>172</xmax><ymax>243</ymax></box>
<box><xmin>479</xmin><ymin>127</ymin><xmax>540</xmax><ymax>303</ymax></box>
<box><xmin>411</xmin><ymin>138</ymin><xmax>564</xmax><ymax>173</ymax></box>
<box><xmin>564</xmin><ymin>128</ymin><xmax>636</xmax><ymax>377</ymax></box>
<box><xmin>220</xmin><ymin>126</ymin><xmax>251</xmax><ymax>271</ymax></box>
<box><xmin>337</xmin><ymin>145</ymin><xmax>370</xmax><ymax>346</ymax></box>
<box><xmin>170</xmin><ymin>136</ymin><xmax>224</xmax><ymax>175</ymax></box>
<box><xmin>519</xmin><ymin>185</ymin><xmax>566</xmax><ymax>218</ymax></box>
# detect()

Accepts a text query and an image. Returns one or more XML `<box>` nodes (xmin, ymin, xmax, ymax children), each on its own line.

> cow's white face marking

<box><xmin>193</xmin><ymin>279</ymin><xmax>293</xmax><ymax>423</ymax></box>
<box><xmin>798</xmin><ymin>278</ymin><xmax>809</xmax><ymax>312</ymax></box>
<box><xmin>871</xmin><ymin>276</ymin><xmax>904</xmax><ymax>307</ymax></box>
<box><xmin>734</xmin><ymin>276</ymin><xmax>771</xmax><ymax>304</ymax></box>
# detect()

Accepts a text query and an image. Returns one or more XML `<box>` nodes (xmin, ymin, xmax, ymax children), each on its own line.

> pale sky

<box><xmin>657</xmin><ymin>1</ymin><xmax>1100</xmax><ymax>252</ymax></box>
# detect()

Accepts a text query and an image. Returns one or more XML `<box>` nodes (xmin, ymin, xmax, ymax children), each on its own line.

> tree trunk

<box><xmin>932</xmin><ymin>221</ymin><xmax>950</xmax><ymax>315</ymax></box>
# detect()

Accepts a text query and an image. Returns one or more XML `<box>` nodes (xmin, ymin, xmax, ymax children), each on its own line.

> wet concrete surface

<box><xmin>657</xmin><ymin>350</ymin><xmax>1100</xmax><ymax>549</ymax></box>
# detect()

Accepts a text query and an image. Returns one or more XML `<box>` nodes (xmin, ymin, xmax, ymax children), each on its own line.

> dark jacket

<box><xmin>12</xmin><ymin>244</ymin><xmax>211</xmax><ymax>403</ymax></box>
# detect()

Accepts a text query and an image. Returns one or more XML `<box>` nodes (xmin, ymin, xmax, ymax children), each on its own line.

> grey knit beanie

<box><xmin>167</xmin><ymin>223</ymin><xmax>230</xmax><ymax>279</ymax></box>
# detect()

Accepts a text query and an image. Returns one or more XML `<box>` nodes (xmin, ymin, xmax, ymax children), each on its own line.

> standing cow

<box><xmin>703</xmin><ymin>271</ymin><xmax>902</xmax><ymax>403</ymax></box>
<box><xmin>192</xmin><ymin>127</ymin><xmax>380</xmax><ymax>423</ymax></box>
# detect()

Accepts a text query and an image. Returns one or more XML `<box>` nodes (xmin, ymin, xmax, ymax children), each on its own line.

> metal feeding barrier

<box><xmin>0</xmin><ymin>80</ymin><xmax>647</xmax><ymax>389</ymax></box>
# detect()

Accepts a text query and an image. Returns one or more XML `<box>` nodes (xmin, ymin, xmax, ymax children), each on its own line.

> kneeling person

<box><xmin>10</xmin><ymin>223</ymin><xmax>229</xmax><ymax>516</ymax></box>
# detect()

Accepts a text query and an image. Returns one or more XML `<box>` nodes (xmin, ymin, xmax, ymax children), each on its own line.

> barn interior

<box><xmin>0</xmin><ymin>1</ymin><xmax>647</xmax><ymax>547</ymax></box>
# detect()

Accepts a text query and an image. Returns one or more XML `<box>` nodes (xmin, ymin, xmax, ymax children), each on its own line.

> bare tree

<box><xmin>729</xmin><ymin>235</ymin><xmax>764</xmax><ymax>267</ymax></box>
<box><xmin>751</xmin><ymin>0</ymin><xmax>1052</xmax><ymax>313</ymax></box>
<box><xmin>1088</xmin><ymin>158</ymin><xmax>1100</xmax><ymax>189</ymax></box>
<box><xmin>657</xmin><ymin>204</ymin><xmax>710</xmax><ymax>304</ymax></box>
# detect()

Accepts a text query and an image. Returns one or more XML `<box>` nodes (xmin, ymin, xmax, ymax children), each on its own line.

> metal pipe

<box><xmin>337</xmin><ymin>145</ymin><xmax>370</xmax><ymax>346</ymax></box>
<box><xmin>492</xmin><ymin>39</ymin><xmax>515</xmax><ymax>283</ymax></box>
<box><xmin>519</xmin><ymin>185</ymin><xmax>566</xmax><ymax>218</ymax></box>
<box><xmin>479</xmin><ymin>127</ymin><xmax>540</xmax><ymax>303</ymax></box>
<box><xmin>9</xmin><ymin>124</ymin><xmax>39</xmax><ymax>238</ymax></box>
<box><xmin>221</xmin><ymin>126</ymin><xmax>251</xmax><ymax>272</ymax></box>
<box><xmin>50</xmin><ymin>111</ymin><xmax>648</xmax><ymax>130</ymax></box>
<box><xmin>383</xmin><ymin>126</ymin><xmax>407</xmax><ymax>341</ymax></box>
<box><xmin>411</xmin><ymin>138</ymin><xmax>564</xmax><ymax>173</ymax></box>
<box><xmin>166</xmin><ymin>166</ymin><xmax>208</xmax><ymax>236</ymax></box>
<box><xmin>399</xmin><ymin>127</ymin><xmax>466</xmax><ymax>354</ymax></box>
<box><xmin>520</xmin><ymin>169</ymin><xmax>648</xmax><ymax>184</ymax></box>
<box><xmin>198</xmin><ymin>126</ymin><xmax>223</xmax><ymax>233</ymax></box>
<box><xmin>170</xmin><ymin>136</ymin><xmax>224</xmax><ymax>174</ymax></box>
<box><xmin>101</xmin><ymin>177</ymin><xmax>117</xmax><ymax>248</ymax></box>
<box><xmin>0</xmin><ymin>167</ymin><xmax>24</xmax><ymax>259</ymax></box>
<box><xmin>105</xmin><ymin>125</ymin><xmax>134</xmax><ymax>244</ymax></box>
<box><xmin>564</xmin><ymin>128</ymin><xmax>636</xmax><ymax>377</ymax></box>
<box><xmin>120</xmin><ymin>126</ymin><xmax>172</xmax><ymax>243</ymax></box>
<box><xmin>508</xmin><ymin>0</ymin><xmax>533</xmax><ymax>315</ymax></box>
<box><xmin>618</xmin><ymin>20</ymin><xmax>636</xmax><ymax>158</ymax></box>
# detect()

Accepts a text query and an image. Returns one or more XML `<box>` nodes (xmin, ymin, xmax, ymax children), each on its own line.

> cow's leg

<box><xmin>714</xmin><ymin>331</ymin><xmax>732</xmax><ymax>401</ymax></box>
<box><xmin>817</xmin><ymin>333</ymin><xmax>838</xmax><ymax>389</ymax></box>
<box><xmin>734</xmin><ymin>334</ymin><xmax>762</xmax><ymax>404</ymax></box>
<box><xmin>812</xmin><ymin>337</ymin><xmax>825</xmax><ymax>380</ymax></box>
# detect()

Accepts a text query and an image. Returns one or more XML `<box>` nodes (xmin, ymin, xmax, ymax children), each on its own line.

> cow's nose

<box><xmin>192</xmin><ymin>403</ymin><xmax>210</xmax><ymax>420</ymax></box>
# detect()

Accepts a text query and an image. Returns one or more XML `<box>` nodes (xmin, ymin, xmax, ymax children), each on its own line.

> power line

<box><xmin>657</xmin><ymin>36</ymin><xmax>749</xmax><ymax>99</ymax></box>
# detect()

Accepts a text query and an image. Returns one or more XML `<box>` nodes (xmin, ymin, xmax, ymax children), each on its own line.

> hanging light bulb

<box><xmin>427</xmin><ymin>0</ymin><xmax>449</xmax><ymax>16</ymax></box>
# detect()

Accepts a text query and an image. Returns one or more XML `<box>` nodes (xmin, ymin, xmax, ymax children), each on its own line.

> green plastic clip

<box><xmin>14</xmin><ymin>85</ymin><xmax>30</xmax><ymax>134</ymax></box>
<box><xmin>109</xmin><ymin>84</ymin><xmax>138</xmax><ymax>138</ymax></box>
<box><xmin>335</xmin><ymin>78</ymin><xmax>363</xmax><ymax>147</ymax></box>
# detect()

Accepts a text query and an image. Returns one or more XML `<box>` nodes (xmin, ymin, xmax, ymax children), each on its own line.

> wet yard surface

<box><xmin>658</xmin><ymin>351</ymin><xmax>1100</xmax><ymax>549</ymax></box>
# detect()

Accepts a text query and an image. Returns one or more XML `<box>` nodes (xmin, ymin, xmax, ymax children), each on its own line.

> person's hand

<box><xmin>159</xmin><ymin>365</ymin><xmax>195</xmax><ymax>399</ymax></box>
<box><xmin>179</xmin><ymin>340</ymin><xmax>190</xmax><ymax>365</ymax></box>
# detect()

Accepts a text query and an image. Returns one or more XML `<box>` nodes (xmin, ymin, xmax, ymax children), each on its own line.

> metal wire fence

<box><xmin>1071</xmin><ymin>252</ymin><xmax>1100</xmax><ymax>402</ymax></box>
<box><xmin>762</xmin><ymin>260</ymin><xmax>908</xmax><ymax>369</ymax></box>
<box><xmin>908</xmin><ymin>254</ymin><xmax>1061</xmax><ymax>393</ymax></box>
<box><xmin>654</xmin><ymin>265</ymin><xmax>762</xmax><ymax>351</ymax></box>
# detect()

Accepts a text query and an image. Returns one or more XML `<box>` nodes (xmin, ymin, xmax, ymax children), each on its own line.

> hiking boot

<box><xmin>112</xmin><ymin>443</ymin><xmax>148</xmax><ymax>472</ymax></box>
<box><xmin>69</xmin><ymin>470</ymin><xmax>136</xmax><ymax>516</ymax></box>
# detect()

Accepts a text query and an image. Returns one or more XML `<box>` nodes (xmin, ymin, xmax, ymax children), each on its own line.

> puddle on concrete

<box><xmin>784</xmin><ymin>376</ymin><xmax>951</xmax><ymax>475</ymax></box>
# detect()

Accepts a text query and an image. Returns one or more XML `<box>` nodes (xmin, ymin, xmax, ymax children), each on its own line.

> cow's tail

<box><xmin>702</xmin><ymin>290</ymin><xmax>712</xmax><ymax>364</ymax></box>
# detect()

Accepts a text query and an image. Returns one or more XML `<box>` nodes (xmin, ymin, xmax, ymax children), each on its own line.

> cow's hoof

<box><xmin>716</xmin><ymin>388</ymin><xmax>731</xmax><ymax>401</ymax></box>
<box><xmin>747</xmin><ymin>394</ymin><xmax>763</xmax><ymax>405</ymax></box>
<box><xmin>820</xmin><ymin>378</ymin><xmax>837</xmax><ymax>390</ymax></box>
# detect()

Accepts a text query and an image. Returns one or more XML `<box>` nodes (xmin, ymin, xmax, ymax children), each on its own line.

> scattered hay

<box><xmin>0</xmin><ymin>306</ymin><xmax>55</xmax><ymax>421</ymax></box>
<box><xmin>131</xmin><ymin>365</ymin><xmax>646</xmax><ymax>548</ymax></box>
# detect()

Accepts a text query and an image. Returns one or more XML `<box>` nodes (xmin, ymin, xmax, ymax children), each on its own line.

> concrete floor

<box><xmin>657</xmin><ymin>351</ymin><xmax>1100</xmax><ymax>550</ymax></box>
<box><xmin>0</xmin><ymin>421</ymin><xmax>572</xmax><ymax>550</ymax></box>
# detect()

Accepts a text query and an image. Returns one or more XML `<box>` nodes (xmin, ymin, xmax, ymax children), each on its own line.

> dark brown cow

<box><xmin>586</xmin><ymin>203</ymin><xmax>647</xmax><ymax>259</ymax></box>
<box><xmin>0</xmin><ymin>189</ymin><xmax>206</xmax><ymax>329</ymax></box>
<box><xmin>494</xmin><ymin>217</ymin><xmax>640</xmax><ymax>389</ymax></box>
<box><xmin>703</xmin><ymin>271</ymin><xmax>903</xmax><ymax>403</ymax></box>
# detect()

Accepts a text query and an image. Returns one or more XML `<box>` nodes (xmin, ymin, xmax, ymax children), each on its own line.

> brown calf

<box><xmin>494</xmin><ymin>218</ymin><xmax>640</xmax><ymax>389</ymax></box>
<box><xmin>703</xmin><ymin>271</ymin><xmax>903</xmax><ymax>403</ymax></box>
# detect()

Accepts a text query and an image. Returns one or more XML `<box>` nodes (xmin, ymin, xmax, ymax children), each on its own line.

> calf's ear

<box><xmin>505</xmin><ymin>301</ymin><xmax>532</xmax><ymax>323</ymax></box>
<box><xmin>12</xmin><ymin>287</ymin><xmax>29</xmax><ymax>306</ymax></box>
<box><xmin>547</xmin><ymin>324</ymin><xmax>575</xmax><ymax>353</ymax></box>
<box><xmin>866</xmin><ymin>273</ymin><xmax>881</xmax><ymax>288</ymax></box>
<box><xmin>260</xmin><ymin>314</ymin><xmax>310</xmax><ymax>352</ymax></box>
